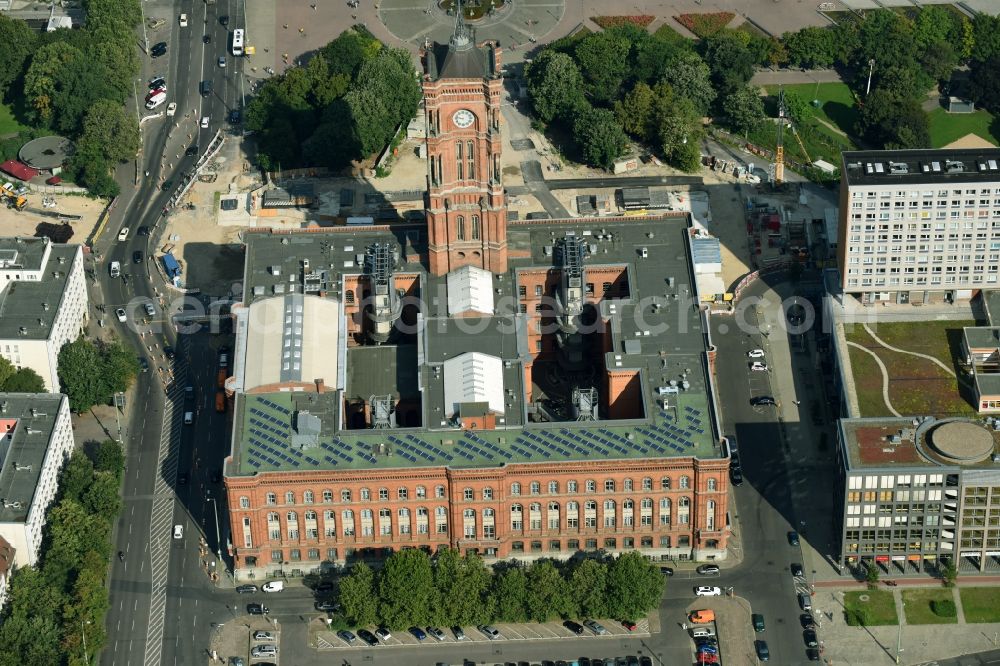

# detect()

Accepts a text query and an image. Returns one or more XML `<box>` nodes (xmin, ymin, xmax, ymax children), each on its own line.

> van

<box><xmin>200</xmin><ymin>80</ymin><xmax>213</xmax><ymax>97</ymax></box>
<box><xmin>183</xmin><ymin>411</ymin><xmax>193</xmax><ymax>425</ymax></box>
<box><xmin>145</xmin><ymin>92</ymin><xmax>167</xmax><ymax>110</ymax></box>
<box><xmin>215</xmin><ymin>390</ymin><xmax>226</xmax><ymax>413</ymax></box>
<box><xmin>688</xmin><ymin>609</ymin><xmax>715</xmax><ymax>624</ymax></box>
<box><xmin>691</xmin><ymin>626</ymin><xmax>716</xmax><ymax>638</ymax></box>
<box><xmin>109</xmin><ymin>261</ymin><xmax>121</xmax><ymax>278</ymax></box>
<box><xmin>798</xmin><ymin>593</ymin><xmax>812</xmax><ymax>611</ymax></box>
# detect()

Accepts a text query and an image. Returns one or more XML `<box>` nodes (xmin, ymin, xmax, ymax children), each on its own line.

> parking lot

<box><xmin>316</xmin><ymin>618</ymin><xmax>651</xmax><ymax>650</ymax></box>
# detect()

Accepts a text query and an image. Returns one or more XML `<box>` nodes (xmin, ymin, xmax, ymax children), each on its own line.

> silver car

<box><xmin>250</xmin><ymin>645</ymin><xmax>276</xmax><ymax>658</ymax></box>
<box><xmin>252</xmin><ymin>630</ymin><xmax>274</xmax><ymax>641</ymax></box>
<box><xmin>585</xmin><ymin>620</ymin><xmax>608</xmax><ymax>635</ymax></box>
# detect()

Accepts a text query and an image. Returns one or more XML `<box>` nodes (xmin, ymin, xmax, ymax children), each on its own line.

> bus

<box><xmin>231</xmin><ymin>28</ymin><xmax>244</xmax><ymax>56</ymax></box>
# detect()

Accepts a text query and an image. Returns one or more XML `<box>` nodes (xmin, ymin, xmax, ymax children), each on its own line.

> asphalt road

<box><xmin>100</xmin><ymin>1</ymin><xmax>245</xmax><ymax>664</ymax></box>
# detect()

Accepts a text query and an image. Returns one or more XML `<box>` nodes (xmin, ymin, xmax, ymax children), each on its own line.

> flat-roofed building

<box><xmin>0</xmin><ymin>393</ymin><xmax>74</xmax><ymax>568</ymax></box>
<box><xmin>0</xmin><ymin>238</ymin><xmax>87</xmax><ymax>391</ymax></box>
<box><xmin>838</xmin><ymin>148</ymin><xmax>1000</xmax><ymax>305</ymax></box>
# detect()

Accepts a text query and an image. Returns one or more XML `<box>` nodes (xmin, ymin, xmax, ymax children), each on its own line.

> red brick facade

<box><xmin>225</xmin><ymin>457</ymin><xmax>729</xmax><ymax>577</ymax></box>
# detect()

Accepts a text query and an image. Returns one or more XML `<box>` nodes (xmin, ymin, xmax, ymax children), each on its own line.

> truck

<box><xmin>0</xmin><ymin>183</ymin><xmax>27</xmax><ymax>211</ymax></box>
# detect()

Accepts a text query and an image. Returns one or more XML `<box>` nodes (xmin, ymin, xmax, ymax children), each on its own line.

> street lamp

<box><xmin>80</xmin><ymin>619</ymin><xmax>92</xmax><ymax>665</ymax></box>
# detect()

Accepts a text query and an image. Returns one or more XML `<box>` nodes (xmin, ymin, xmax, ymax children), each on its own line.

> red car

<box><xmin>697</xmin><ymin>654</ymin><xmax>719</xmax><ymax>665</ymax></box>
<box><xmin>621</xmin><ymin>620</ymin><xmax>638</xmax><ymax>631</ymax></box>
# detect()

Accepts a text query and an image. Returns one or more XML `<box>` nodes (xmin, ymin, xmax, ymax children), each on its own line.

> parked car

<box><xmin>357</xmin><ymin>629</ymin><xmax>378</xmax><ymax>646</ymax></box>
<box><xmin>336</xmin><ymin>630</ymin><xmax>356</xmax><ymax>644</ymax></box>
<box><xmin>235</xmin><ymin>584</ymin><xmax>257</xmax><ymax>594</ymax></box>
<box><xmin>621</xmin><ymin>619</ymin><xmax>638</xmax><ymax>631</ymax></box>
<box><xmin>375</xmin><ymin>627</ymin><xmax>392</xmax><ymax>642</ymax></box>
<box><xmin>755</xmin><ymin>640</ymin><xmax>770</xmax><ymax>661</ymax></box>
<box><xmin>172</xmin><ymin>524</ymin><xmax>183</xmax><ymax>538</ymax></box>
<box><xmin>219</xmin><ymin>15</ymin><xmax>229</xmax><ymax>26</ymax></box>
<box><xmin>747</xmin><ymin>348</ymin><xmax>765</xmax><ymax>359</ymax></box>
<box><xmin>250</xmin><ymin>645</ymin><xmax>276</xmax><ymax>658</ymax></box>
<box><xmin>408</xmin><ymin>626</ymin><xmax>427</xmax><ymax>641</ymax></box>
<box><xmin>584</xmin><ymin>620</ymin><xmax>608</xmax><ymax>635</ymax></box>
<box><xmin>564</xmin><ymin>620</ymin><xmax>585</xmax><ymax>635</ymax></box>
<box><xmin>261</xmin><ymin>581</ymin><xmax>284</xmax><ymax>592</ymax></box>
<box><xmin>696</xmin><ymin>564</ymin><xmax>721</xmax><ymax>575</ymax></box>
<box><xmin>246</xmin><ymin>603</ymin><xmax>269</xmax><ymax>615</ymax></box>
<box><xmin>803</xmin><ymin>629</ymin><xmax>819</xmax><ymax>647</ymax></box>
<box><xmin>148</xmin><ymin>76</ymin><xmax>166</xmax><ymax>89</ymax></box>
<box><xmin>451</xmin><ymin>626</ymin><xmax>467</xmax><ymax>641</ymax></box>
<box><xmin>314</xmin><ymin>581</ymin><xmax>334</xmax><ymax>594</ymax></box>
<box><xmin>695</xmin><ymin>586</ymin><xmax>722</xmax><ymax>596</ymax></box>
<box><xmin>185</xmin><ymin>145</ymin><xmax>198</xmax><ymax>156</ymax></box>
<box><xmin>806</xmin><ymin>648</ymin><xmax>821</xmax><ymax>661</ymax></box>
<box><xmin>800</xmin><ymin>613</ymin><xmax>817</xmax><ymax>630</ymax></box>
<box><xmin>477</xmin><ymin>624</ymin><xmax>500</xmax><ymax>640</ymax></box>
<box><xmin>315</xmin><ymin>600</ymin><xmax>339</xmax><ymax>611</ymax></box>
<box><xmin>749</xmin><ymin>361</ymin><xmax>769</xmax><ymax>372</ymax></box>
<box><xmin>426</xmin><ymin>626</ymin><xmax>446</xmax><ymax>641</ymax></box>
<box><xmin>752</xmin><ymin>613</ymin><xmax>765</xmax><ymax>632</ymax></box>
<box><xmin>791</xmin><ymin>563</ymin><xmax>804</xmax><ymax>577</ymax></box>
<box><xmin>788</xmin><ymin>531</ymin><xmax>800</xmax><ymax>546</ymax></box>
<box><xmin>730</xmin><ymin>467</ymin><xmax>744</xmax><ymax>486</ymax></box>
<box><xmin>164</xmin><ymin>346</ymin><xmax>175</xmax><ymax>359</ymax></box>
<box><xmin>750</xmin><ymin>395</ymin><xmax>776</xmax><ymax>406</ymax></box>
<box><xmin>151</xmin><ymin>42</ymin><xmax>167</xmax><ymax>57</ymax></box>
<box><xmin>252</xmin><ymin>631</ymin><xmax>274</xmax><ymax>642</ymax></box>
<box><xmin>660</xmin><ymin>566</ymin><xmax>674</xmax><ymax>576</ymax></box>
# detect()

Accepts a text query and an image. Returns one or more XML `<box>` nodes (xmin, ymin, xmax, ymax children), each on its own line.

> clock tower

<box><xmin>421</xmin><ymin>9</ymin><xmax>507</xmax><ymax>276</ymax></box>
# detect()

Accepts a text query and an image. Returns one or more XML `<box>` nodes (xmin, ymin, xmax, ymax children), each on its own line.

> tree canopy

<box><xmin>0</xmin><ymin>357</ymin><xmax>46</xmax><ymax>393</ymax></box>
<box><xmin>57</xmin><ymin>337</ymin><xmax>138</xmax><ymax>413</ymax></box>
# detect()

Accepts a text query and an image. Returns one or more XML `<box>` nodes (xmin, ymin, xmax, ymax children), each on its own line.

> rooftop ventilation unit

<box><xmin>945</xmin><ymin>160</ymin><xmax>964</xmax><ymax>173</ymax></box>
<box><xmin>889</xmin><ymin>162</ymin><xmax>908</xmax><ymax>174</ymax></box>
<box><xmin>873</xmin><ymin>163</ymin><xmax>885</xmax><ymax>173</ymax></box>
<box><xmin>931</xmin><ymin>161</ymin><xmax>942</xmax><ymax>172</ymax></box>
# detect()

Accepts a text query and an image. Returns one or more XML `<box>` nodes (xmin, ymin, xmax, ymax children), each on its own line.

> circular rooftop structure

<box><xmin>926</xmin><ymin>420</ymin><xmax>995</xmax><ymax>464</ymax></box>
<box><xmin>18</xmin><ymin>136</ymin><xmax>74</xmax><ymax>171</ymax></box>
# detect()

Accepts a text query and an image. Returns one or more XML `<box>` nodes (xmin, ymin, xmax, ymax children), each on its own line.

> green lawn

<box><xmin>902</xmin><ymin>588</ymin><xmax>958</xmax><ymax>624</ymax></box>
<box><xmin>764</xmin><ymin>82</ymin><xmax>859</xmax><ymax>137</ymax></box>
<box><xmin>959</xmin><ymin>588</ymin><xmax>1000</xmax><ymax>623</ymax></box>
<box><xmin>757</xmin><ymin>82</ymin><xmax>860</xmax><ymax>164</ymax></box>
<box><xmin>855</xmin><ymin>320</ymin><xmax>974</xmax><ymax>370</ymax></box>
<box><xmin>844</xmin><ymin>590</ymin><xmax>898</xmax><ymax>626</ymax></box>
<box><xmin>0</xmin><ymin>101</ymin><xmax>27</xmax><ymax>137</ymax></box>
<box><xmin>653</xmin><ymin>23</ymin><xmax>690</xmax><ymax>44</ymax></box>
<box><xmin>927</xmin><ymin>107</ymin><xmax>999</xmax><ymax>148</ymax></box>
<box><xmin>846</xmin><ymin>344</ymin><xmax>892</xmax><ymax>417</ymax></box>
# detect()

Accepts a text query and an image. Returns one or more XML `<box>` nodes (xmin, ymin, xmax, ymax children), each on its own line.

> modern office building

<box><xmin>0</xmin><ymin>393</ymin><xmax>75</xmax><ymax>568</ymax></box>
<box><xmin>837</xmin><ymin>416</ymin><xmax>1000</xmax><ymax>574</ymax></box>
<box><xmin>0</xmin><ymin>237</ymin><xmax>88</xmax><ymax>391</ymax></box>
<box><xmin>837</xmin><ymin>148</ymin><xmax>1000</xmax><ymax>304</ymax></box>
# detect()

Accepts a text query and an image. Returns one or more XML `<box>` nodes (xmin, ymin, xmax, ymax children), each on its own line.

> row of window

<box><xmin>850</xmin><ymin>188</ymin><xmax>1000</xmax><ymax>198</ymax></box>
<box><xmin>243</xmin><ymin>476</ymin><xmax>715</xmax><ymax>508</ymax></box>
<box><xmin>846</xmin><ymin>276</ymin><xmax>993</xmax><ymax>287</ymax></box>
<box><xmin>250</xmin><ymin>498</ymin><xmax>713</xmax><ymax>544</ymax></box>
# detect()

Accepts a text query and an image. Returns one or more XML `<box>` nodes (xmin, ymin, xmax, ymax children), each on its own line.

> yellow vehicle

<box><xmin>0</xmin><ymin>184</ymin><xmax>26</xmax><ymax>211</ymax></box>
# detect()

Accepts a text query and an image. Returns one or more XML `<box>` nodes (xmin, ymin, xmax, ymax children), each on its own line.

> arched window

<box><xmin>659</xmin><ymin>498</ymin><xmax>671</xmax><ymax>525</ymax></box>
<box><xmin>466</xmin><ymin>140</ymin><xmax>475</xmax><ymax>179</ymax></box>
<box><xmin>379</xmin><ymin>508</ymin><xmax>392</xmax><ymax>535</ymax></box>
<box><xmin>603</xmin><ymin>500</ymin><xmax>616</xmax><ymax>527</ymax></box>
<box><xmin>240</xmin><ymin>496</ymin><xmax>250</xmax><ymax>509</ymax></box>
<box><xmin>511</xmin><ymin>482</ymin><xmax>521</xmax><ymax>496</ymax></box>
<box><xmin>286</xmin><ymin>511</ymin><xmax>299</xmax><ymax>539</ymax></box>
<box><xmin>345</xmin><ymin>290</ymin><xmax>355</xmax><ymax>305</ymax></box>
<box><xmin>678</xmin><ymin>497</ymin><xmax>691</xmax><ymax>525</ymax></box>
<box><xmin>547</xmin><ymin>502</ymin><xmax>560</xmax><ymax>529</ymax></box>
<box><xmin>661</xmin><ymin>477</ymin><xmax>671</xmax><ymax>490</ymax></box>
<box><xmin>322</xmin><ymin>489</ymin><xmax>333</xmax><ymax>503</ymax></box>
<box><xmin>482</xmin><ymin>487</ymin><xmax>494</xmax><ymax>500</ymax></box>
<box><xmin>341</xmin><ymin>510</ymin><xmax>355</xmax><ymax>536</ymax></box>
<box><xmin>456</xmin><ymin>215</ymin><xmax>466</xmax><ymax>241</ymax></box>
<box><xmin>707</xmin><ymin>478</ymin><xmax>717</xmax><ymax>491</ymax></box>
<box><xmin>304</xmin><ymin>510</ymin><xmax>316</xmax><ymax>521</ymax></box>
<box><xmin>416</xmin><ymin>485</ymin><xmax>427</xmax><ymax>499</ymax></box>
<box><xmin>510</xmin><ymin>504</ymin><xmax>523</xmax><ymax>530</ymax></box>
<box><xmin>707</xmin><ymin>500</ymin><xmax>716</xmax><ymax>530</ymax></box>
<box><xmin>378</xmin><ymin>488</ymin><xmax>388</xmax><ymax>501</ymax></box>
<box><xmin>529</xmin><ymin>503</ymin><xmax>542</xmax><ymax>529</ymax></box>
<box><xmin>360</xmin><ymin>488</ymin><xmax>371</xmax><ymax>501</ymax></box>
<box><xmin>642</xmin><ymin>477</ymin><xmax>652</xmax><ymax>491</ymax></box>
<box><xmin>303</xmin><ymin>490</ymin><xmax>314</xmax><ymax>504</ymax></box>
<box><xmin>679</xmin><ymin>476</ymin><xmax>690</xmax><ymax>489</ymax></box>
<box><xmin>285</xmin><ymin>491</ymin><xmax>295</xmax><ymax>504</ymax></box>
<box><xmin>456</xmin><ymin>142</ymin><xmax>464</xmax><ymax>180</ymax></box>
<box><xmin>623</xmin><ymin>499</ymin><xmax>634</xmax><ymax>510</ymax></box>
<box><xmin>267</xmin><ymin>512</ymin><xmax>280</xmax><ymax>540</ymax></box>
<box><xmin>471</xmin><ymin>214</ymin><xmax>481</xmax><ymax>240</ymax></box>
<box><xmin>624</xmin><ymin>478</ymin><xmax>633</xmax><ymax>491</ymax></box>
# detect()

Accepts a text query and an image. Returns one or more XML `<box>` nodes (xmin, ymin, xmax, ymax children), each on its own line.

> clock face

<box><xmin>453</xmin><ymin>109</ymin><xmax>475</xmax><ymax>128</ymax></box>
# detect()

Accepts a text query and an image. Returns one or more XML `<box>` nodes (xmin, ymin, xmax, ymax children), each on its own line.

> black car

<box><xmin>357</xmin><ymin>629</ymin><xmax>378</xmax><ymax>646</ymax></box>
<box><xmin>800</xmin><ymin>613</ymin><xmax>817</xmax><ymax>629</ymax></box>
<box><xmin>730</xmin><ymin>467</ymin><xmax>744</xmax><ymax>486</ymax></box>
<box><xmin>755</xmin><ymin>640</ymin><xmax>770</xmax><ymax>661</ymax></box>
<box><xmin>315</xmin><ymin>581</ymin><xmax>334</xmax><ymax>594</ymax></box>
<box><xmin>150</xmin><ymin>42</ymin><xmax>167</xmax><ymax>57</ymax></box>
<box><xmin>138</xmin><ymin>357</ymin><xmax>149</xmax><ymax>372</ymax></box>
<box><xmin>203</xmin><ymin>34</ymin><xmax>211</xmax><ymax>43</ymax></box>
<box><xmin>791</xmin><ymin>563</ymin><xmax>804</xmax><ymax>577</ymax></box>
<box><xmin>177</xmin><ymin>472</ymin><xmax>188</xmax><ymax>485</ymax></box>
<box><xmin>164</xmin><ymin>346</ymin><xmax>175</xmax><ymax>359</ymax></box>
<box><xmin>229</xmin><ymin>109</ymin><xmax>241</xmax><ymax>124</ymax></box>
<box><xmin>133</xmin><ymin>250</ymin><xmax>143</xmax><ymax>264</ymax></box>
<box><xmin>408</xmin><ymin>626</ymin><xmax>427</xmax><ymax>641</ymax></box>
<box><xmin>161</xmin><ymin>180</ymin><xmax>173</xmax><ymax>191</ymax></box>
<box><xmin>219</xmin><ymin>15</ymin><xmax>229</xmax><ymax>26</ymax></box>
<box><xmin>563</xmin><ymin>620</ymin><xmax>585</xmax><ymax>635</ymax></box>
<box><xmin>660</xmin><ymin>566</ymin><xmax>674</xmax><ymax>576</ymax></box>
<box><xmin>750</xmin><ymin>395</ymin><xmax>776</xmax><ymax>406</ymax></box>
<box><xmin>788</xmin><ymin>531</ymin><xmax>800</xmax><ymax>546</ymax></box>
<box><xmin>806</xmin><ymin>648</ymin><xmax>821</xmax><ymax>661</ymax></box>
<box><xmin>639</xmin><ymin>658</ymin><xmax>652</xmax><ymax>666</ymax></box>
<box><xmin>137</xmin><ymin>226</ymin><xmax>150</xmax><ymax>236</ymax></box>
<box><xmin>247</xmin><ymin>603</ymin><xmax>269</xmax><ymax>615</ymax></box>
<box><xmin>236</xmin><ymin>584</ymin><xmax>257</xmax><ymax>594</ymax></box>
<box><xmin>803</xmin><ymin>629</ymin><xmax>819</xmax><ymax>648</ymax></box>
<box><xmin>185</xmin><ymin>145</ymin><xmax>198</xmax><ymax>156</ymax></box>
<box><xmin>148</xmin><ymin>77</ymin><xmax>166</xmax><ymax>89</ymax></box>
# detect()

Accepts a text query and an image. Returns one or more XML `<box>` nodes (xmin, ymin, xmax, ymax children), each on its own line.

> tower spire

<box><xmin>450</xmin><ymin>0</ymin><xmax>472</xmax><ymax>50</ymax></box>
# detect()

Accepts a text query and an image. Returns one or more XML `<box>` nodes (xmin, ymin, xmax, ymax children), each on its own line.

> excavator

<box><xmin>0</xmin><ymin>183</ymin><xmax>27</xmax><ymax>211</ymax></box>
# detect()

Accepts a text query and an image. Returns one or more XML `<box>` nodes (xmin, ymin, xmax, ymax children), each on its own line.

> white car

<box><xmin>262</xmin><ymin>580</ymin><xmax>284</xmax><ymax>592</ymax></box>
<box><xmin>695</xmin><ymin>586</ymin><xmax>722</xmax><ymax>596</ymax></box>
<box><xmin>750</xmin><ymin>361</ymin><xmax>768</xmax><ymax>372</ymax></box>
<box><xmin>173</xmin><ymin>524</ymin><xmax>183</xmax><ymax>539</ymax></box>
<box><xmin>200</xmin><ymin>116</ymin><xmax>210</xmax><ymax>129</ymax></box>
<box><xmin>144</xmin><ymin>302</ymin><xmax>156</xmax><ymax>317</ymax></box>
<box><xmin>747</xmin><ymin>349</ymin><xmax>765</xmax><ymax>359</ymax></box>
<box><xmin>218</xmin><ymin>56</ymin><xmax>226</xmax><ymax>68</ymax></box>
<box><xmin>179</xmin><ymin>13</ymin><xmax>188</xmax><ymax>27</ymax></box>
<box><xmin>118</xmin><ymin>227</ymin><xmax>130</xmax><ymax>241</ymax></box>
<box><xmin>115</xmin><ymin>308</ymin><xmax>127</xmax><ymax>323</ymax></box>
<box><xmin>252</xmin><ymin>630</ymin><xmax>274</xmax><ymax>641</ymax></box>
<box><xmin>166</xmin><ymin>102</ymin><xmax>177</xmax><ymax>117</ymax></box>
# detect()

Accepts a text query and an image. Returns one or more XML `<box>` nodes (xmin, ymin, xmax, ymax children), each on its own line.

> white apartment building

<box><xmin>0</xmin><ymin>238</ymin><xmax>88</xmax><ymax>391</ymax></box>
<box><xmin>0</xmin><ymin>393</ymin><xmax>75</xmax><ymax>567</ymax></box>
<box><xmin>838</xmin><ymin>149</ymin><xmax>1000</xmax><ymax>304</ymax></box>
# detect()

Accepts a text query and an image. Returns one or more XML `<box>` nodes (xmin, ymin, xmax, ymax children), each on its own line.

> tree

<box><xmin>851</xmin><ymin>9</ymin><xmax>915</xmax><ymax>71</ymax></box>
<box><xmin>378</xmin><ymin>549</ymin><xmax>434</xmax><ymax>628</ymax></box>
<box><xmin>604</xmin><ymin>551</ymin><xmax>664</xmax><ymax>621</ymax></box>
<box><xmin>913</xmin><ymin>5</ymin><xmax>959</xmax><ymax>50</ymax></box>
<box><xmin>24</xmin><ymin>41</ymin><xmax>83</xmax><ymax>124</ymax></box>
<box><xmin>0</xmin><ymin>357</ymin><xmax>14</xmax><ymax>388</ymax></box>
<box><xmin>782</xmin><ymin>26</ymin><xmax>837</xmax><ymax>69</ymax></box>
<box><xmin>703</xmin><ymin>31</ymin><xmax>755</xmax><ymax>102</ymax></box>
<box><xmin>968</xmin><ymin>56</ymin><xmax>1000</xmax><ymax>115</ymax></box>
<box><xmin>855</xmin><ymin>89</ymin><xmax>929</xmax><ymax>149</ymax></box>
<box><xmin>614</xmin><ymin>82</ymin><xmax>656</xmax><ymax>139</ymax></box>
<box><xmin>94</xmin><ymin>439</ymin><xmax>125</xmax><ymax>478</ymax></box>
<box><xmin>490</xmin><ymin>566</ymin><xmax>528</xmax><ymax>623</ymax></box>
<box><xmin>431</xmin><ymin>549</ymin><xmax>493</xmax><ymax>626</ymax></box>
<box><xmin>82</xmin><ymin>472</ymin><xmax>122</xmax><ymax>516</ymax></box>
<box><xmin>339</xmin><ymin>563</ymin><xmax>377</xmax><ymax>626</ymax></box>
<box><xmin>41</xmin><ymin>499</ymin><xmax>111</xmax><ymax>591</ymax></box>
<box><xmin>970</xmin><ymin>14</ymin><xmax>1000</xmax><ymax>63</ymax></box>
<box><xmin>865</xmin><ymin>562</ymin><xmax>881</xmax><ymax>589</ymax></box>
<box><xmin>2</xmin><ymin>367</ymin><xmax>46</xmax><ymax>393</ymax></box>
<box><xmin>632</xmin><ymin>30</ymin><xmax>691</xmax><ymax>84</ymax></box>
<box><xmin>60</xmin><ymin>453</ymin><xmax>95</xmax><ymax>504</ymax></box>
<box><xmin>78</xmin><ymin>99</ymin><xmax>139</xmax><ymax>164</ymax></box>
<box><xmin>0</xmin><ymin>15</ymin><xmax>36</xmax><ymax>95</ymax></box>
<box><xmin>574</xmin><ymin>31</ymin><xmax>632</xmax><ymax>103</ymax></box>
<box><xmin>661</xmin><ymin>51</ymin><xmax>715</xmax><ymax>115</ymax></box>
<box><xmin>524</xmin><ymin>560</ymin><xmax>570</xmax><ymax>622</ymax></box>
<box><xmin>572</xmin><ymin>105</ymin><xmax>628</xmax><ymax>170</ymax></box>
<box><xmin>568</xmin><ymin>558</ymin><xmax>608</xmax><ymax>619</ymax></box>
<box><xmin>919</xmin><ymin>41</ymin><xmax>958</xmax><ymax>84</ymax></box>
<box><xmin>723</xmin><ymin>85</ymin><xmax>765</xmax><ymax>135</ymax></box>
<box><xmin>58</xmin><ymin>337</ymin><xmax>104</xmax><ymax>413</ymax></box>
<box><xmin>320</xmin><ymin>29</ymin><xmax>382</xmax><ymax>80</ymax></box>
<box><xmin>782</xmin><ymin>91</ymin><xmax>812</xmax><ymax>127</ymax></box>
<box><xmin>525</xmin><ymin>51</ymin><xmax>586</xmax><ymax>124</ymax></box>
<box><xmin>98</xmin><ymin>338</ymin><xmax>140</xmax><ymax>397</ymax></box>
